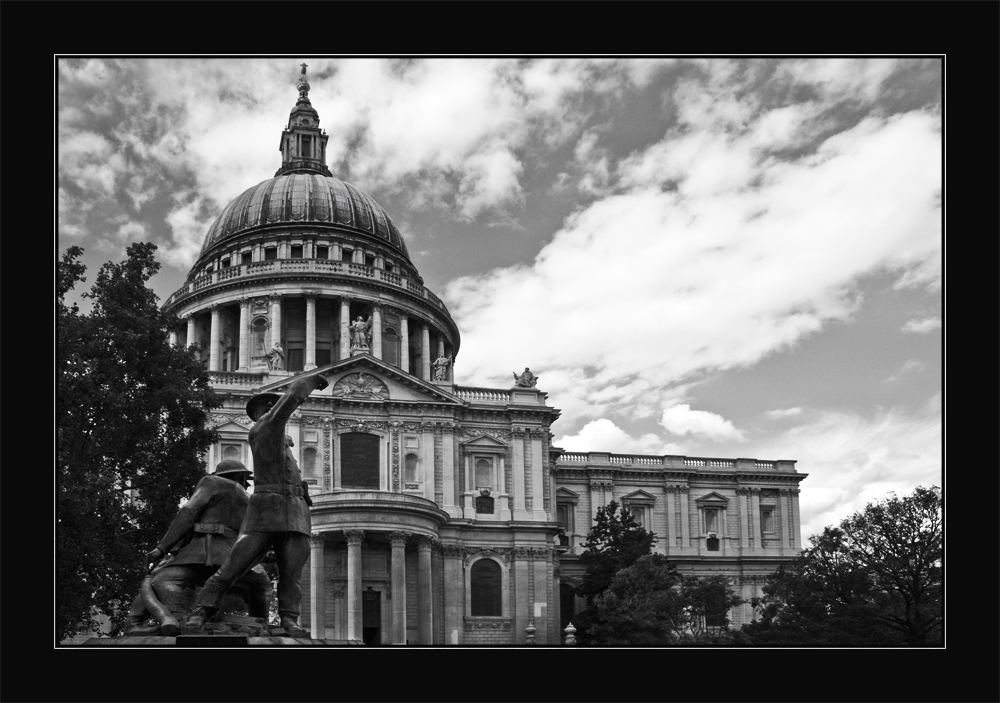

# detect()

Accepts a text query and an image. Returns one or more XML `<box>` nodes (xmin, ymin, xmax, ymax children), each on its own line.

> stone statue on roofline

<box><xmin>513</xmin><ymin>367</ymin><xmax>538</xmax><ymax>388</ymax></box>
<box><xmin>432</xmin><ymin>354</ymin><xmax>452</xmax><ymax>381</ymax></box>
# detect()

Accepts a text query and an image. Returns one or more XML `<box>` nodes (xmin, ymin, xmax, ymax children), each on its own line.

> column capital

<box><xmin>677</xmin><ymin>485</ymin><xmax>689</xmax><ymax>494</ymax></box>
<box><xmin>749</xmin><ymin>486</ymin><xmax>762</xmax><ymax>494</ymax></box>
<box><xmin>512</xmin><ymin>547</ymin><xmax>534</xmax><ymax>560</ymax></box>
<box><xmin>389</xmin><ymin>531</ymin><xmax>409</xmax><ymax>547</ymax></box>
<box><xmin>439</xmin><ymin>422</ymin><xmax>457</xmax><ymax>434</ymax></box>
<box><xmin>345</xmin><ymin>529</ymin><xmax>365</xmax><ymax>545</ymax></box>
<box><xmin>305</xmin><ymin>292</ymin><xmax>318</xmax><ymax>302</ymax></box>
<box><xmin>441</xmin><ymin>543</ymin><xmax>465</xmax><ymax>559</ymax></box>
<box><xmin>371</xmin><ymin>301</ymin><xmax>383</xmax><ymax>311</ymax></box>
<box><xmin>310</xmin><ymin>533</ymin><xmax>326</xmax><ymax>548</ymax></box>
<box><xmin>210</xmin><ymin>303</ymin><xmax>220</xmax><ymax>312</ymax></box>
<box><xmin>736</xmin><ymin>486</ymin><xmax>750</xmax><ymax>496</ymax></box>
<box><xmin>512</xmin><ymin>426</ymin><xmax>526</xmax><ymax>437</ymax></box>
<box><xmin>415</xmin><ymin>535</ymin><xmax>439</xmax><ymax>550</ymax></box>
<box><xmin>398</xmin><ymin>309</ymin><xmax>409</xmax><ymax>320</ymax></box>
<box><xmin>778</xmin><ymin>487</ymin><xmax>792</xmax><ymax>494</ymax></box>
<box><xmin>340</xmin><ymin>294</ymin><xmax>353</xmax><ymax>303</ymax></box>
<box><xmin>268</xmin><ymin>293</ymin><xmax>283</xmax><ymax>302</ymax></box>
<box><xmin>239</xmin><ymin>297</ymin><xmax>252</xmax><ymax>308</ymax></box>
<box><xmin>528</xmin><ymin>428</ymin><xmax>545</xmax><ymax>439</ymax></box>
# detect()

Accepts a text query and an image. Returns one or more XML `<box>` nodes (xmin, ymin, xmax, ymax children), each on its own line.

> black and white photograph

<box><xmin>57</xmin><ymin>57</ymin><xmax>942</xmax><ymax>654</ymax></box>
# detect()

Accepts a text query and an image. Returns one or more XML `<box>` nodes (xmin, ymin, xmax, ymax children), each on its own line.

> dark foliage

<box><xmin>741</xmin><ymin>486</ymin><xmax>942</xmax><ymax>646</ymax></box>
<box><xmin>57</xmin><ymin>244</ymin><xmax>220</xmax><ymax>640</ymax></box>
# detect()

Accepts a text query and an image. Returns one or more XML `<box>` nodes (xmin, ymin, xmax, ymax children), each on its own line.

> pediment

<box><xmin>461</xmin><ymin>434</ymin><xmax>509</xmax><ymax>449</ymax></box>
<box><xmin>211</xmin><ymin>420</ymin><xmax>250</xmax><ymax>434</ymax></box>
<box><xmin>694</xmin><ymin>491</ymin><xmax>729</xmax><ymax>504</ymax></box>
<box><xmin>555</xmin><ymin>487</ymin><xmax>581</xmax><ymax>499</ymax></box>
<box><xmin>621</xmin><ymin>489</ymin><xmax>657</xmax><ymax>504</ymax></box>
<box><xmin>259</xmin><ymin>355</ymin><xmax>463</xmax><ymax>406</ymax></box>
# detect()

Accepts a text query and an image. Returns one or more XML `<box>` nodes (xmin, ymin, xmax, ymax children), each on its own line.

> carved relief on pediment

<box><xmin>332</xmin><ymin>372</ymin><xmax>389</xmax><ymax>400</ymax></box>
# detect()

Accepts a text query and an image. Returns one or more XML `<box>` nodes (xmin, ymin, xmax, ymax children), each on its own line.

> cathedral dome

<box><xmin>199</xmin><ymin>174</ymin><xmax>410</xmax><ymax>262</ymax></box>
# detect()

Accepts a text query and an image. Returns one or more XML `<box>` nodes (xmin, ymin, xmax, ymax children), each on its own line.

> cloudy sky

<box><xmin>58</xmin><ymin>57</ymin><xmax>942</xmax><ymax>539</ymax></box>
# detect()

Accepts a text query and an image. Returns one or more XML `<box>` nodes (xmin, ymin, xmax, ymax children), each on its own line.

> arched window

<box><xmin>475</xmin><ymin>458</ymin><xmax>492</xmax><ymax>490</ymax></box>
<box><xmin>707</xmin><ymin>536</ymin><xmax>720</xmax><ymax>552</ymax></box>
<box><xmin>475</xmin><ymin>495</ymin><xmax>494</xmax><ymax>514</ymax></box>
<box><xmin>223</xmin><ymin>445</ymin><xmax>240</xmax><ymax>462</ymax></box>
<box><xmin>303</xmin><ymin>447</ymin><xmax>317</xmax><ymax>478</ymax></box>
<box><xmin>404</xmin><ymin>453</ymin><xmax>418</xmax><ymax>483</ymax></box>
<box><xmin>470</xmin><ymin>559</ymin><xmax>502</xmax><ymax>616</ymax></box>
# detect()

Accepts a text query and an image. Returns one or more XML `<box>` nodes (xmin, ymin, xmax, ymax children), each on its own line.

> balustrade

<box><xmin>454</xmin><ymin>387</ymin><xmax>511</xmax><ymax>403</ymax></box>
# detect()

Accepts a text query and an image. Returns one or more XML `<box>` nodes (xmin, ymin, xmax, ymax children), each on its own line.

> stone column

<box><xmin>186</xmin><ymin>315</ymin><xmax>196</xmax><ymax>348</ymax></box>
<box><xmin>791</xmin><ymin>488</ymin><xmax>802</xmax><ymax>550</ymax></box>
<box><xmin>389</xmin><ymin>532</ymin><xmax>408</xmax><ymax>645</ymax></box>
<box><xmin>512</xmin><ymin>428</ymin><xmax>528</xmax><ymax>520</ymax></box>
<box><xmin>345</xmin><ymin>530</ymin><xmax>364</xmax><ymax>642</ymax></box>
<box><xmin>309</xmin><ymin>533</ymin><xmax>325</xmax><ymax>639</ymax></box>
<box><xmin>513</xmin><ymin>549</ymin><xmax>531</xmax><ymax>641</ymax></box>
<box><xmin>372</xmin><ymin>303</ymin><xmax>383</xmax><ymax>359</ymax></box>
<box><xmin>530</xmin><ymin>429</ymin><xmax>545</xmax><ymax>520</ymax></box>
<box><xmin>664</xmin><ymin>485</ymin><xmax>676</xmax><ymax>552</ymax></box>
<box><xmin>780</xmin><ymin>488</ymin><xmax>793</xmax><ymax>551</ymax></box>
<box><xmin>441</xmin><ymin>423</ymin><xmax>457</xmax><ymax>517</ymax></box>
<box><xmin>209</xmin><ymin>305</ymin><xmax>221</xmax><ymax>372</ymax></box>
<box><xmin>442</xmin><ymin>544</ymin><xmax>464</xmax><ymax>645</ymax></box>
<box><xmin>498</xmin><ymin>454</ymin><xmax>511</xmax><ymax>520</ymax></box>
<box><xmin>737</xmin><ymin>488</ymin><xmax>750</xmax><ymax>550</ymax></box>
<box><xmin>750</xmin><ymin>488</ymin><xmax>761</xmax><ymax>550</ymax></box>
<box><xmin>331</xmin><ymin>242</ymin><xmax>341</xmax><ymax>262</ymax></box>
<box><xmin>399</xmin><ymin>312</ymin><xmax>410</xmax><ymax>373</ymax></box>
<box><xmin>269</xmin><ymin>294</ymin><xmax>282</xmax><ymax>350</ymax></box>
<box><xmin>339</xmin><ymin>297</ymin><xmax>351</xmax><ymax>360</ymax></box>
<box><xmin>305</xmin><ymin>294</ymin><xmax>317</xmax><ymax>370</ymax></box>
<box><xmin>462</xmin><ymin>454</ymin><xmax>475</xmax><ymax>519</ymax></box>
<box><xmin>532</xmin><ymin>549</ymin><xmax>549</xmax><ymax>644</ymax></box>
<box><xmin>437</xmin><ymin>336</ymin><xmax>445</xmax><ymax>358</ymax></box>
<box><xmin>238</xmin><ymin>298</ymin><xmax>250</xmax><ymax>372</ymax></box>
<box><xmin>421</xmin><ymin>325</ymin><xmax>431</xmax><ymax>381</ymax></box>
<box><xmin>421</xmin><ymin>422</ymin><xmax>435</xmax><ymax>503</ymax></box>
<box><xmin>169</xmin><ymin>329</ymin><xmax>178</xmax><ymax>346</ymax></box>
<box><xmin>417</xmin><ymin>537</ymin><xmax>434</xmax><ymax>644</ymax></box>
<box><xmin>679</xmin><ymin>486</ymin><xmax>691</xmax><ymax>550</ymax></box>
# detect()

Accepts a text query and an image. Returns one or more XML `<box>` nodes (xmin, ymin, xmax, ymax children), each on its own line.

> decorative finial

<box><xmin>297</xmin><ymin>63</ymin><xmax>310</xmax><ymax>100</ymax></box>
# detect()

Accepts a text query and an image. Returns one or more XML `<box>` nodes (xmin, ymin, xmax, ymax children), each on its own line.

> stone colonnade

<box><xmin>179</xmin><ymin>293</ymin><xmax>453</xmax><ymax>381</ymax></box>
<box><xmin>308</xmin><ymin>530</ymin><xmax>437</xmax><ymax>644</ymax></box>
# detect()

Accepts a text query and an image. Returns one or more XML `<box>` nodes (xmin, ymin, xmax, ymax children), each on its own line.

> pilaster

<box><xmin>305</xmin><ymin>294</ymin><xmax>317</xmax><ymax>370</ymax></box>
<box><xmin>209</xmin><ymin>305</ymin><xmax>221</xmax><ymax>372</ymax></box>
<box><xmin>389</xmin><ymin>531</ymin><xmax>408</xmax><ymax>645</ymax></box>
<box><xmin>238</xmin><ymin>298</ymin><xmax>250</xmax><ymax>371</ymax></box>
<box><xmin>309</xmin><ymin>533</ymin><xmax>325</xmax><ymax>638</ymax></box>
<box><xmin>512</xmin><ymin>428</ymin><xmax>529</xmax><ymax>520</ymax></box>
<box><xmin>345</xmin><ymin>530</ymin><xmax>364</xmax><ymax>641</ymax></box>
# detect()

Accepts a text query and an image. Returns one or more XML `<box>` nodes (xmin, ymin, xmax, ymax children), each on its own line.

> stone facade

<box><xmin>163</xmin><ymin>71</ymin><xmax>806</xmax><ymax>644</ymax></box>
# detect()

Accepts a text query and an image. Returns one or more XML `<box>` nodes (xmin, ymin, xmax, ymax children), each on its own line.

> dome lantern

<box><xmin>276</xmin><ymin>62</ymin><xmax>332</xmax><ymax>178</ymax></box>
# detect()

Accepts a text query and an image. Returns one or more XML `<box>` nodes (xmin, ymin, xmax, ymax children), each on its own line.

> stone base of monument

<box><xmin>85</xmin><ymin>614</ymin><xmax>362</xmax><ymax>645</ymax></box>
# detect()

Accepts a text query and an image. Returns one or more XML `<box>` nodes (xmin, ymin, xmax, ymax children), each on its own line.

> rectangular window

<box><xmin>241</xmin><ymin>251</ymin><xmax>252</xmax><ymax>265</ymax></box>
<box><xmin>316</xmin><ymin>245</ymin><xmax>329</xmax><ymax>259</ymax></box>
<box><xmin>475</xmin><ymin>457</ymin><xmax>493</xmax><ymax>489</ymax></box>
<box><xmin>290</xmin><ymin>245</ymin><xmax>304</xmax><ymax>259</ymax></box>
<box><xmin>301</xmin><ymin>135</ymin><xmax>312</xmax><ymax>157</ymax></box>
<box><xmin>221</xmin><ymin>258</ymin><xmax>230</xmax><ymax>268</ymax></box>
<box><xmin>629</xmin><ymin>506</ymin><xmax>645</xmax><ymax>528</ymax></box>
<box><xmin>264</xmin><ymin>247</ymin><xmax>277</xmax><ymax>261</ymax></box>
<box><xmin>287</xmin><ymin>348</ymin><xmax>304</xmax><ymax>372</ymax></box>
<box><xmin>316</xmin><ymin>348</ymin><xmax>331</xmax><ymax>367</ymax></box>
<box><xmin>365</xmin><ymin>254</ymin><xmax>376</xmax><ymax>267</ymax></box>
<box><xmin>341</xmin><ymin>249</ymin><xmax>353</xmax><ymax>263</ymax></box>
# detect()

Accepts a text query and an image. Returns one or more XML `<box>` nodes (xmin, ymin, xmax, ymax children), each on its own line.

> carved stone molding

<box><xmin>391</xmin><ymin>428</ymin><xmax>400</xmax><ymax>492</ymax></box>
<box><xmin>677</xmin><ymin>485</ymin><xmax>690</xmax><ymax>494</ymax></box>
<box><xmin>466</xmin><ymin>547</ymin><xmax>511</xmax><ymax>563</ymax></box>
<box><xmin>531</xmin><ymin>548</ymin><xmax>550</xmax><ymax>560</ymax></box>
<box><xmin>528</xmin><ymin>428</ymin><xmax>545</xmax><ymax>438</ymax></box>
<box><xmin>461</xmin><ymin>427</ymin><xmax>512</xmax><ymax>442</ymax></box>
<box><xmin>441</xmin><ymin>544</ymin><xmax>465</xmax><ymax>559</ymax></box>
<box><xmin>736</xmin><ymin>487</ymin><xmax>750</xmax><ymax>495</ymax></box>
<box><xmin>415</xmin><ymin>535</ymin><xmax>439</xmax><ymax>550</ymax></box>
<box><xmin>388</xmin><ymin>531</ymin><xmax>409</xmax><ymax>547</ymax></box>
<box><xmin>512</xmin><ymin>427</ymin><xmax>526</xmax><ymax>438</ymax></box>
<box><xmin>332</xmin><ymin>590</ymin><xmax>343</xmax><ymax>599</ymax></box>
<box><xmin>332</xmin><ymin>373</ymin><xmax>389</xmax><ymax>400</ymax></box>
<box><xmin>336</xmin><ymin>418</ymin><xmax>388</xmax><ymax>432</ymax></box>
<box><xmin>749</xmin><ymin>487</ymin><xmax>762</xmax><ymax>494</ymax></box>
<box><xmin>239</xmin><ymin>297</ymin><xmax>251</xmax><ymax>308</ymax></box>
<box><xmin>208</xmin><ymin>412</ymin><xmax>253</xmax><ymax>428</ymax></box>
<box><xmin>345</xmin><ymin>530</ymin><xmax>365</xmax><ymax>545</ymax></box>
<box><xmin>309</xmin><ymin>533</ymin><xmax>326</xmax><ymax>548</ymax></box>
<box><xmin>268</xmin><ymin>293</ymin><xmax>283</xmax><ymax>303</ymax></box>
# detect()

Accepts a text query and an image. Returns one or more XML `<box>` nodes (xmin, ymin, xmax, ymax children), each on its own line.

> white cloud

<box><xmin>659</xmin><ymin>403</ymin><xmax>746</xmax><ymax>441</ymax></box>
<box><xmin>765</xmin><ymin>407</ymin><xmax>803</xmax><ymax>419</ymax></box>
<box><xmin>555</xmin><ymin>418</ymin><xmax>682</xmax><ymax>455</ymax></box>
<box><xmin>883</xmin><ymin>359</ymin><xmax>927</xmax><ymax>383</ymax></box>
<box><xmin>446</xmin><ymin>73</ymin><xmax>941</xmax><ymax>430</ymax></box>
<box><xmin>161</xmin><ymin>193</ymin><xmax>215</xmax><ymax>268</ymax></box>
<box><xmin>116</xmin><ymin>221</ymin><xmax>147</xmax><ymax>243</ymax></box>
<box><xmin>902</xmin><ymin>316</ymin><xmax>941</xmax><ymax>333</ymax></box>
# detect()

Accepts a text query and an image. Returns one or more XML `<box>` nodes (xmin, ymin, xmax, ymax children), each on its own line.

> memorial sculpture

<box><xmin>125</xmin><ymin>460</ymin><xmax>271</xmax><ymax>636</ymax></box>
<box><xmin>186</xmin><ymin>372</ymin><xmax>329</xmax><ymax>637</ymax></box>
<box><xmin>513</xmin><ymin>367</ymin><xmax>539</xmax><ymax>388</ymax></box>
<box><xmin>432</xmin><ymin>354</ymin><xmax>452</xmax><ymax>381</ymax></box>
<box><xmin>267</xmin><ymin>341</ymin><xmax>285</xmax><ymax>371</ymax></box>
<box><xmin>349</xmin><ymin>315</ymin><xmax>372</xmax><ymax>354</ymax></box>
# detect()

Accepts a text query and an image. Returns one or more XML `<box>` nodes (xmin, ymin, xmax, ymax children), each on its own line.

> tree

<box><xmin>742</xmin><ymin>486</ymin><xmax>942</xmax><ymax>646</ymax></box>
<box><xmin>57</xmin><ymin>244</ymin><xmax>220</xmax><ymax>641</ymax></box>
<box><xmin>589</xmin><ymin>555</ymin><xmax>744</xmax><ymax>645</ymax></box>
<box><xmin>577</xmin><ymin>500</ymin><xmax>657</xmax><ymax>603</ymax></box>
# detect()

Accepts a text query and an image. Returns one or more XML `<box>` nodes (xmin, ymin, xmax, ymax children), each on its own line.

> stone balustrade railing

<box><xmin>454</xmin><ymin>387</ymin><xmax>512</xmax><ymax>403</ymax></box>
<box><xmin>554</xmin><ymin>452</ymin><xmax>794</xmax><ymax>471</ymax></box>
<box><xmin>162</xmin><ymin>259</ymin><xmax>450</xmax><ymax>316</ymax></box>
<box><xmin>208</xmin><ymin>371</ymin><xmax>266</xmax><ymax>387</ymax></box>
